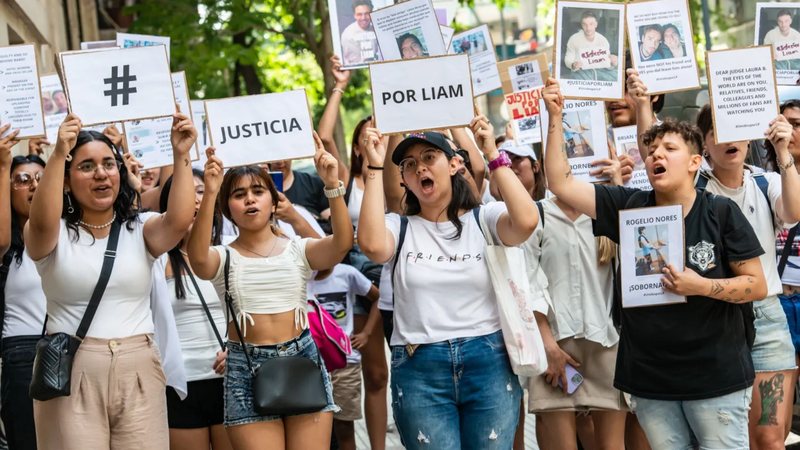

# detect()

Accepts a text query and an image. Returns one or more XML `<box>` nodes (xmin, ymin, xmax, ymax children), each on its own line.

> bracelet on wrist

<box><xmin>324</xmin><ymin>180</ymin><xmax>347</xmax><ymax>199</ymax></box>
<box><xmin>332</xmin><ymin>87</ymin><xmax>345</xmax><ymax>95</ymax></box>
<box><xmin>367</xmin><ymin>165</ymin><xmax>384</xmax><ymax>171</ymax></box>
<box><xmin>778</xmin><ymin>154</ymin><xmax>795</xmax><ymax>174</ymax></box>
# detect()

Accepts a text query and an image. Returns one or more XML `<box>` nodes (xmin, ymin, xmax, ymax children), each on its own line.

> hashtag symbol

<box><xmin>103</xmin><ymin>65</ymin><xmax>137</xmax><ymax>107</ymax></box>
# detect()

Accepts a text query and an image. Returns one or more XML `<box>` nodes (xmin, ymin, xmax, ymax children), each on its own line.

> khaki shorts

<box><xmin>331</xmin><ymin>363</ymin><xmax>362</xmax><ymax>421</ymax></box>
<box><xmin>528</xmin><ymin>337</ymin><xmax>626</xmax><ymax>413</ymax></box>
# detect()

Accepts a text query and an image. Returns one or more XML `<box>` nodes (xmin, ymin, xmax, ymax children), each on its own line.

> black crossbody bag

<box><xmin>29</xmin><ymin>221</ymin><xmax>121</xmax><ymax>401</ymax></box>
<box><xmin>180</xmin><ymin>258</ymin><xmax>225</xmax><ymax>350</ymax></box>
<box><xmin>223</xmin><ymin>249</ymin><xmax>327</xmax><ymax>415</ymax></box>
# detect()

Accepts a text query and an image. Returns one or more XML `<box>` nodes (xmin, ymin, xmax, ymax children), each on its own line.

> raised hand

<box><xmin>203</xmin><ymin>147</ymin><xmax>224</xmax><ymax>195</ymax></box>
<box><xmin>625</xmin><ymin>68</ymin><xmax>649</xmax><ymax>106</ymax></box>
<box><xmin>363</xmin><ymin>127</ymin><xmax>386</xmax><ymax>168</ymax></box>
<box><xmin>27</xmin><ymin>137</ymin><xmax>50</xmax><ymax>156</ymax></box>
<box><xmin>56</xmin><ymin>114</ymin><xmax>82</xmax><ymax>159</ymax></box>
<box><xmin>469</xmin><ymin>115</ymin><xmax>498</xmax><ymax>158</ymax></box>
<box><xmin>0</xmin><ymin>125</ymin><xmax>20</xmax><ymax>168</ymax></box>
<box><xmin>313</xmin><ymin>131</ymin><xmax>340</xmax><ymax>188</ymax></box>
<box><xmin>171</xmin><ymin>112</ymin><xmax>197</xmax><ymax>157</ymax></box>
<box><xmin>330</xmin><ymin>55</ymin><xmax>351</xmax><ymax>88</ymax></box>
<box><xmin>766</xmin><ymin>115</ymin><xmax>793</xmax><ymax>155</ymax></box>
<box><xmin>542</xmin><ymin>78</ymin><xmax>564</xmax><ymax>116</ymax></box>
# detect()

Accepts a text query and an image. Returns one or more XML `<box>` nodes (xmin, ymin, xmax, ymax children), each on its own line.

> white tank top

<box><xmin>3</xmin><ymin>252</ymin><xmax>46</xmax><ymax>338</ymax></box>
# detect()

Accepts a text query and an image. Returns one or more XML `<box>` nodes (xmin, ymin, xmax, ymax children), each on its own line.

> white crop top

<box><xmin>210</xmin><ymin>237</ymin><xmax>312</xmax><ymax>336</ymax></box>
<box><xmin>32</xmin><ymin>215</ymin><xmax>156</xmax><ymax>339</ymax></box>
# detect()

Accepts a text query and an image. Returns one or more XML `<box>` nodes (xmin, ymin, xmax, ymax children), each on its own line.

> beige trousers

<box><xmin>33</xmin><ymin>333</ymin><xmax>169</xmax><ymax>450</ymax></box>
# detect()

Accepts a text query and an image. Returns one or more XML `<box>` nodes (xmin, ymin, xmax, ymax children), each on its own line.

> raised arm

<box><xmin>766</xmin><ymin>115</ymin><xmax>800</xmax><ymax>223</ymax></box>
<box><xmin>318</xmin><ymin>55</ymin><xmax>352</xmax><ymax>184</ymax></box>
<box><xmin>187</xmin><ymin>148</ymin><xmax>223</xmax><ymax>280</ymax></box>
<box><xmin>451</xmin><ymin>127</ymin><xmax>486</xmax><ymax>194</ymax></box>
<box><xmin>470</xmin><ymin>115</ymin><xmax>537</xmax><ymax>245</ymax></box>
<box><xmin>626</xmin><ymin>69</ymin><xmax>655</xmax><ymax>163</ymax></box>
<box><xmin>143</xmin><ymin>113</ymin><xmax>197</xmax><ymax>257</ymax></box>
<box><xmin>274</xmin><ymin>193</ymin><xmax>323</xmax><ymax>239</ymax></box>
<box><xmin>383</xmin><ymin>134</ymin><xmax>405</xmax><ymax>213</ymax></box>
<box><xmin>24</xmin><ymin>115</ymin><xmax>80</xmax><ymax>261</ymax></box>
<box><xmin>0</xmin><ymin>126</ymin><xmax>20</xmax><ymax>256</ymax></box>
<box><xmin>358</xmin><ymin>128</ymin><xmax>395</xmax><ymax>264</ymax></box>
<box><xmin>661</xmin><ymin>257</ymin><xmax>767</xmax><ymax>304</ymax></box>
<box><xmin>541</xmin><ymin>79</ymin><xmax>597</xmax><ymax>219</ymax></box>
<box><xmin>140</xmin><ymin>164</ymin><xmax>174</xmax><ymax>212</ymax></box>
<box><xmin>305</xmin><ymin>132</ymin><xmax>354</xmax><ymax>270</ymax></box>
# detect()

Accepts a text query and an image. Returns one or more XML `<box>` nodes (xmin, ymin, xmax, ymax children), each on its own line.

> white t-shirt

<box><xmin>166</xmin><ymin>260</ymin><xmax>227</xmax><ymax>381</ymax></box>
<box><xmin>564</xmin><ymin>32</ymin><xmax>612</xmax><ymax>70</ymax></box>
<box><xmin>383</xmin><ymin>203</ymin><xmax>506</xmax><ymax>345</ymax></box>
<box><xmin>764</xmin><ymin>27</ymin><xmax>800</xmax><ymax>61</ymax></box>
<box><xmin>702</xmin><ymin>169</ymin><xmax>794</xmax><ymax>297</ymax></box>
<box><xmin>347</xmin><ymin>181</ymin><xmax>364</xmax><ymax>226</ymax></box>
<box><xmin>307</xmin><ymin>264</ymin><xmax>373</xmax><ymax>363</ymax></box>
<box><xmin>33</xmin><ymin>215</ymin><xmax>156</xmax><ymax>338</ymax></box>
<box><xmin>377</xmin><ymin>263</ymin><xmax>393</xmax><ymax>312</ymax></box>
<box><xmin>3</xmin><ymin>252</ymin><xmax>46</xmax><ymax>338</ymax></box>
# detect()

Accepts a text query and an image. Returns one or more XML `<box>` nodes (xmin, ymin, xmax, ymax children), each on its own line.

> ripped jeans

<box><xmin>631</xmin><ymin>387</ymin><xmax>753</xmax><ymax>450</ymax></box>
<box><xmin>390</xmin><ymin>330</ymin><xmax>522</xmax><ymax>450</ymax></box>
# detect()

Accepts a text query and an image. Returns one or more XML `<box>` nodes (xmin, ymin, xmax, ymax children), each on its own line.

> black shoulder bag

<box><xmin>180</xmin><ymin>259</ymin><xmax>225</xmax><ymax>350</ymax></box>
<box><xmin>223</xmin><ymin>249</ymin><xmax>327</xmax><ymax>415</ymax></box>
<box><xmin>29</xmin><ymin>221</ymin><xmax>121</xmax><ymax>401</ymax></box>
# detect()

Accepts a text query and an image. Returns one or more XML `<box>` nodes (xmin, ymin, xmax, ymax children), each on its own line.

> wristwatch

<box><xmin>488</xmin><ymin>151</ymin><xmax>512</xmax><ymax>172</ymax></box>
<box><xmin>324</xmin><ymin>180</ymin><xmax>347</xmax><ymax>199</ymax></box>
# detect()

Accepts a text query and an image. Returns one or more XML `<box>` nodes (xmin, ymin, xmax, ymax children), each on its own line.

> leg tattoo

<box><xmin>758</xmin><ymin>373</ymin><xmax>785</xmax><ymax>426</ymax></box>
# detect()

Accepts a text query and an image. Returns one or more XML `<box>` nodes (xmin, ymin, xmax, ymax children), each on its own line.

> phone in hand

<box><xmin>269</xmin><ymin>171</ymin><xmax>284</xmax><ymax>193</ymax></box>
<box><xmin>557</xmin><ymin>363</ymin><xmax>584</xmax><ymax>395</ymax></box>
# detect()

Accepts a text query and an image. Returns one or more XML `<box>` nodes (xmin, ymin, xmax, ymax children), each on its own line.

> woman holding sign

<box><xmin>24</xmin><ymin>112</ymin><xmax>198</xmax><ymax>449</ymax></box>
<box><xmin>357</xmin><ymin>120</ymin><xmax>539</xmax><ymax>449</ymax></box>
<box><xmin>187</xmin><ymin>135</ymin><xmax>353</xmax><ymax>450</ymax></box>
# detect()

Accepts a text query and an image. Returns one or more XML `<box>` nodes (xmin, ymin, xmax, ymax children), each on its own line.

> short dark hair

<box><xmin>662</xmin><ymin>24</ymin><xmax>681</xmax><ymax>39</ymax></box>
<box><xmin>641</xmin><ymin>119</ymin><xmax>703</xmax><ymax>155</ymax></box>
<box><xmin>778</xmin><ymin>9</ymin><xmax>793</xmax><ymax>20</ymax></box>
<box><xmin>581</xmin><ymin>11</ymin><xmax>598</xmax><ymax>22</ymax></box>
<box><xmin>695</xmin><ymin>104</ymin><xmax>713</xmax><ymax>139</ymax></box>
<box><xmin>353</xmin><ymin>0</ymin><xmax>373</xmax><ymax>11</ymax></box>
<box><xmin>397</xmin><ymin>33</ymin><xmax>422</xmax><ymax>49</ymax></box>
<box><xmin>641</xmin><ymin>24</ymin><xmax>662</xmax><ymax>39</ymax></box>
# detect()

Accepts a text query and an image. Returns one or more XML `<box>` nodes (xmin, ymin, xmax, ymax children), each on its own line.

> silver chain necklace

<box><xmin>237</xmin><ymin>236</ymin><xmax>281</xmax><ymax>258</ymax></box>
<box><xmin>79</xmin><ymin>212</ymin><xmax>116</xmax><ymax>230</ymax></box>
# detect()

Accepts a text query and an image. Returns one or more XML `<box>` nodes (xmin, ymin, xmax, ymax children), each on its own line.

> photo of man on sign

<box><xmin>758</xmin><ymin>7</ymin><xmax>800</xmax><ymax>70</ymax></box>
<box><xmin>562</xmin><ymin>9</ymin><xmax>619</xmax><ymax>81</ymax></box>
<box><xmin>337</xmin><ymin>0</ymin><xmax>385</xmax><ymax>66</ymax></box>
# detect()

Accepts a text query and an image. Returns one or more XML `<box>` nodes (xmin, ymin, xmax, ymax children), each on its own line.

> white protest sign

<box><xmin>40</xmin><ymin>74</ymin><xmax>68</xmax><ymax>143</ymax></box>
<box><xmin>191</xmin><ymin>99</ymin><xmax>210</xmax><ymax>169</ymax></box>
<box><xmin>204</xmin><ymin>89</ymin><xmax>315</xmax><ymax>167</ymax></box>
<box><xmin>441</xmin><ymin>25</ymin><xmax>455</xmax><ymax>51</ymax></box>
<box><xmin>80</xmin><ymin>40</ymin><xmax>117</xmax><ymax>50</ymax></box>
<box><xmin>619</xmin><ymin>205</ymin><xmax>685</xmax><ymax>308</ymax></box>
<box><xmin>554</xmin><ymin>1</ymin><xmax>625</xmax><ymax>100</ymax></box>
<box><xmin>706</xmin><ymin>46</ymin><xmax>779</xmax><ymax>144</ymax></box>
<box><xmin>450</xmin><ymin>25</ymin><xmax>501</xmax><ymax>96</ymax></box>
<box><xmin>539</xmin><ymin>99</ymin><xmax>609</xmax><ymax>183</ymax></box>
<box><xmin>505</xmin><ymin>88</ymin><xmax>543</xmax><ymax>145</ymax></box>
<box><xmin>755</xmin><ymin>3</ymin><xmax>800</xmax><ymax>85</ymax></box>
<box><xmin>499</xmin><ymin>53</ymin><xmax>548</xmax><ymax>94</ymax></box>
<box><xmin>371</xmin><ymin>0</ymin><xmax>446</xmax><ymax>61</ymax></box>
<box><xmin>370</xmin><ymin>54</ymin><xmax>473</xmax><ymax>134</ymax></box>
<box><xmin>626</xmin><ymin>0</ymin><xmax>700</xmax><ymax>94</ymax></box>
<box><xmin>124</xmin><ymin>72</ymin><xmax>195</xmax><ymax>169</ymax></box>
<box><xmin>60</xmin><ymin>46</ymin><xmax>175</xmax><ymax>126</ymax></box>
<box><xmin>116</xmin><ymin>32</ymin><xmax>171</xmax><ymax>61</ymax></box>
<box><xmin>0</xmin><ymin>44</ymin><xmax>45</xmax><ymax>139</ymax></box>
<box><xmin>613</xmin><ymin>125</ymin><xmax>651</xmax><ymax>190</ymax></box>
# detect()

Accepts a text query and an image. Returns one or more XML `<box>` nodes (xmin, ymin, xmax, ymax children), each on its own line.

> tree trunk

<box><xmin>232</xmin><ymin>31</ymin><xmax>263</xmax><ymax>95</ymax></box>
<box><xmin>314</xmin><ymin>0</ymin><xmax>348</xmax><ymax>162</ymax></box>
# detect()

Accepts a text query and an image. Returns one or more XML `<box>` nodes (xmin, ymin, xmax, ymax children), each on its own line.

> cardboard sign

<box><xmin>123</xmin><ymin>72</ymin><xmax>196</xmax><ymax>169</ymax></box>
<box><xmin>613</xmin><ymin>125</ymin><xmax>651</xmax><ymax>190</ymax></box>
<box><xmin>539</xmin><ymin>99</ymin><xmax>610</xmax><ymax>183</ymax></box>
<box><xmin>0</xmin><ymin>44</ymin><xmax>45</xmax><ymax>139</ymax></box>
<box><xmin>619</xmin><ymin>205</ymin><xmax>686</xmax><ymax>308</ymax></box>
<box><xmin>450</xmin><ymin>25</ymin><xmax>501</xmax><ymax>96</ymax></box>
<box><xmin>371</xmin><ymin>0</ymin><xmax>446</xmax><ymax>62</ymax></box>
<box><xmin>498</xmin><ymin>53</ymin><xmax>549</xmax><ymax>94</ymax></box>
<box><xmin>80</xmin><ymin>40</ymin><xmax>117</xmax><ymax>50</ymax></box>
<box><xmin>505</xmin><ymin>88</ymin><xmax>543</xmax><ymax>145</ymax></box>
<box><xmin>329</xmin><ymin>0</ymin><xmax>395</xmax><ymax>69</ymax></box>
<box><xmin>626</xmin><ymin>0</ymin><xmax>700</xmax><ymax>94</ymax></box>
<box><xmin>554</xmin><ymin>0</ymin><xmax>625</xmax><ymax>100</ymax></box>
<box><xmin>706</xmin><ymin>46</ymin><xmax>779</xmax><ymax>144</ymax></box>
<box><xmin>370</xmin><ymin>54</ymin><xmax>474</xmax><ymax>134</ymax></box>
<box><xmin>40</xmin><ymin>74</ymin><xmax>68</xmax><ymax>142</ymax></box>
<box><xmin>60</xmin><ymin>46</ymin><xmax>175</xmax><ymax>126</ymax></box>
<box><xmin>755</xmin><ymin>2</ymin><xmax>800</xmax><ymax>85</ymax></box>
<box><xmin>116</xmin><ymin>32</ymin><xmax>171</xmax><ymax>61</ymax></box>
<box><xmin>204</xmin><ymin>89</ymin><xmax>316</xmax><ymax>167</ymax></box>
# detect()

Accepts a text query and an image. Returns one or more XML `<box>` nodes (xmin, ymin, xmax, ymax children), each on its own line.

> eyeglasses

<box><xmin>11</xmin><ymin>172</ymin><xmax>42</xmax><ymax>190</ymax></box>
<box><xmin>399</xmin><ymin>149</ymin><xmax>443</xmax><ymax>174</ymax></box>
<box><xmin>74</xmin><ymin>160</ymin><xmax>122</xmax><ymax>176</ymax></box>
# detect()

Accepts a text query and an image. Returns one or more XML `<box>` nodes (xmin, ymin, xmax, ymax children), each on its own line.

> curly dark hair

<box><xmin>641</xmin><ymin>119</ymin><xmax>703</xmax><ymax>155</ymax></box>
<box><xmin>7</xmin><ymin>155</ymin><xmax>46</xmax><ymax>266</ymax></box>
<box><xmin>63</xmin><ymin>130</ymin><xmax>139</xmax><ymax>241</ymax></box>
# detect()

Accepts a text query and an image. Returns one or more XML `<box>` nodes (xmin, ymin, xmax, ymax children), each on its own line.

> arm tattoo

<box><xmin>184</xmin><ymin>158</ymin><xmax>190</xmax><ymax>167</ymax></box>
<box><xmin>709</xmin><ymin>281</ymin><xmax>724</xmax><ymax>296</ymax></box>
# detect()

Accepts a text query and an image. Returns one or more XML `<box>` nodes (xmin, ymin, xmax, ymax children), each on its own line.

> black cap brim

<box><xmin>391</xmin><ymin>135</ymin><xmax>454</xmax><ymax>166</ymax></box>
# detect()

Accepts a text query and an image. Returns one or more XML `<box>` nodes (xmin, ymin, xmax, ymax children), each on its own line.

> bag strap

<box><xmin>695</xmin><ymin>171</ymin><xmax>710</xmax><ymax>191</ymax></box>
<box><xmin>536</xmin><ymin>201</ymin><xmax>545</xmax><ymax>228</ymax></box>
<box><xmin>180</xmin><ymin>258</ymin><xmax>225</xmax><ymax>350</ymax></box>
<box><xmin>75</xmin><ymin>221</ymin><xmax>122</xmax><ymax>340</ymax></box>
<box><xmin>0</xmin><ymin>252</ymin><xmax>13</xmax><ymax>354</ymax></box>
<box><xmin>779</xmin><ymin>224</ymin><xmax>800</xmax><ymax>278</ymax></box>
<box><xmin>224</xmin><ymin>249</ymin><xmax>256</xmax><ymax>375</ymax></box>
<box><xmin>390</xmin><ymin>216</ymin><xmax>409</xmax><ymax>308</ymax></box>
<box><xmin>752</xmin><ymin>173</ymin><xmax>775</xmax><ymax>226</ymax></box>
<box><xmin>344</xmin><ymin>174</ymin><xmax>355</xmax><ymax>207</ymax></box>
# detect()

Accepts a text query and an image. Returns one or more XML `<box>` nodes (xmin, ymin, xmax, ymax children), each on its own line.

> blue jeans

<box><xmin>1</xmin><ymin>335</ymin><xmax>39</xmax><ymax>450</ymax></box>
<box><xmin>390</xmin><ymin>330</ymin><xmax>521</xmax><ymax>450</ymax></box>
<box><xmin>631</xmin><ymin>387</ymin><xmax>752</xmax><ymax>450</ymax></box>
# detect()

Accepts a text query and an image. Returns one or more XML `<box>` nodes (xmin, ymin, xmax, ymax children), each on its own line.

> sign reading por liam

<box><xmin>204</xmin><ymin>89</ymin><xmax>316</xmax><ymax>167</ymax></box>
<box><xmin>370</xmin><ymin>54</ymin><xmax>473</xmax><ymax>134</ymax></box>
<box><xmin>60</xmin><ymin>46</ymin><xmax>175</xmax><ymax>126</ymax></box>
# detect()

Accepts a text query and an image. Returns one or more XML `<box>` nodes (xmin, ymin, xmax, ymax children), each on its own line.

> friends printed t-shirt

<box><xmin>594</xmin><ymin>185</ymin><xmax>764</xmax><ymax>400</ymax></box>
<box><xmin>384</xmin><ymin>203</ymin><xmax>506</xmax><ymax>346</ymax></box>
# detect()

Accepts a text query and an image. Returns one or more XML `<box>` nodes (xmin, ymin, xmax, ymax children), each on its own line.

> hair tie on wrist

<box><xmin>367</xmin><ymin>165</ymin><xmax>384</xmax><ymax>171</ymax></box>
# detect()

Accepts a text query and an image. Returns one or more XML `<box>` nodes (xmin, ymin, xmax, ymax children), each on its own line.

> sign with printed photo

<box><xmin>328</xmin><ymin>0</ymin><xmax>395</xmax><ymax>69</ymax></box>
<box><xmin>506</xmin><ymin>88</ymin><xmax>543</xmax><ymax>145</ymax></box>
<box><xmin>613</xmin><ymin>125</ymin><xmax>651</xmax><ymax>190</ymax></box>
<box><xmin>498</xmin><ymin>53</ymin><xmax>549</xmax><ymax>94</ymax></box>
<box><xmin>116</xmin><ymin>32</ymin><xmax>171</xmax><ymax>61</ymax></box>
<box><xmin>755</xmin><ymin>2</ymin><xmax>800</xmax><ymax>85</ymax></box>
<box><xmin>40</xmin><ymin>74</ymin><xmax>68</xmax><ymax>143</ymax></box>
<box><xmin>0</xmin><ymin>44</ymin><xmax>45</xmax><ymax>139</ymax></box>
<box><xmin>449</xmin><ymin>25</ymin><xmax>501</xmax><ymax>96</ymax></box>
<box><xmin>370</xmin><ymin>0</ymin><xmax>446</xmax><ymax>62</ymax></box>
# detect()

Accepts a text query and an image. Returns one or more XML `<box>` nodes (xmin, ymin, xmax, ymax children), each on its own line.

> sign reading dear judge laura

<box><xmin>370</xmin><ymin>54</ymin><xmax>474</xmax><ymax>134</ymax></box>
<box><xmin>204</xmin><ymin>89</ymin><xmax>315</xmax><ymax>167</ymax></box>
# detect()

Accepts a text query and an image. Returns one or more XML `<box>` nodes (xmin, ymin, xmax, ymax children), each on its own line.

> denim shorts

<box><xmin>224</xmin><ymin>329</ymin><xmax>338</xmax><ymax>426</ymax></box>
<box><xmin>752</xmin><ymin>296</ymin><xmax>797</xmax><ymax>372</ymax></box>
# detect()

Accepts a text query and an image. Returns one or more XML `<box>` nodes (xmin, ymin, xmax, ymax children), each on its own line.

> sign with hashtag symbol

<box><xmin>59</xmin><ymin>46</ymin><xmax>174</xmax><ymax>125</ymax></box>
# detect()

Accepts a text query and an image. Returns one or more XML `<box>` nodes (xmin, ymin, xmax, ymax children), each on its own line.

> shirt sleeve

<box><xmin>483</xmin><ymin>201</ymin><xmax>509</xmax><ymax>245</ymax></box>
<box><xmin>383</xmin><ymin>213</ymin><xmax>402</xmax><ymax>265</ymax></box>
<box><xmin>592</xmin><ymin>184</ymin><xmax>639</xmax><ymax>243</ymax></box>
<box><xmin>720</xmin><ymin>197</ymin><xmax>766</xmax><ymax>262</ymax></box>
<box><xmin>210</xmin><ymin>245</ymin><xmax>228</xmax><ymax>287</ymax></box>
<box><xmin>294</xmin><ymin>205</ymin><xmax>327</xmax><ymax>238</ymax></box>
<box><xmin>564</xmin><ymin>34</ymin><xmax>579</xmax><ymax>68</ymax></box>
<box><xmin>348</xmin><ymin>266</ymin><xmax>374</xmax><ymax>297</ymax></box>
<box><xmin>764</xmin><ymin>172</ymin><xmax>797</xmax><ymax>231</ymax></box>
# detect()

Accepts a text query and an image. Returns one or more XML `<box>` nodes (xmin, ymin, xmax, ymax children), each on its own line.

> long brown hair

<box><xmin>349</xmin><ymin>116</ymin><xmax>372</xmax><ymax>178</ymax></box>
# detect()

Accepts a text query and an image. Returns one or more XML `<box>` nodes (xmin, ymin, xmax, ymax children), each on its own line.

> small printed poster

<box><xmin>613</xmin><ymin>125</ymin><xmax>651</xmax><ymax>190</ymax></box>
<box><xmin>498</xmin><ymin>53</ymin><xmax>549</xmax><ymax>94</ymax></box>
<box><xmin>539</xmin><ymin>99</ymin><xmax>610</xmax><ymax>182</ymax></box>
<box><xmin>449</xmin><ymin>25</ymin><xmax>501</xmax><ymax>96</ymax></box>
<box><xmin>40</xmin><ymin>74</ymin><xmax>68</xmax><ymax>142</ymax></box>
<box><xmin>0</xmin><ymin>44</ymin><xmax>45</xmax><ymax>138</ymax></box>
<box><xmin>328</xmin><ymin>0</ymin><xmax>396</xmax><ymax>69</ymax></box>
<box><xmin>619</xmin><ymin>205</ymin><xmax>686</xmax><ymax>308</ymax></box>
<box><xmin>755</xmin><ymin>3</ymin><xmax>800</xmax><ymax>85</ymax></box>
<box><xmin>505</xmin><ymin>88</ymin><xmax>543</xmax><ymax>145</ymax></box>
<box><xmin>370</xmin><ymin>0</ymin><xmax>446</xmax><ymax>62</ymax></box>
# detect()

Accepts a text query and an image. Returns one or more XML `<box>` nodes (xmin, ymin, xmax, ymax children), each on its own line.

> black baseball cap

<box><xmin>391</xmin><ymin>131</ymin><xmax>456</xmax><ymax>165</ymax></box>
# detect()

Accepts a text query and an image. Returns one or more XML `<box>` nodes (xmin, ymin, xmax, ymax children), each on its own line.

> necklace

<box><xmin>237</xmin><ymin>236</ymin><xmax>281</xmax><ymax>258</ymax></box>
<box><xmin>79</xmin><ymin>212</ymin><xmax>116</xmax><ymax>229</ymax></box>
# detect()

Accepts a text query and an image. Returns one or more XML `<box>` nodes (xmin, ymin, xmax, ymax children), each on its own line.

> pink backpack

<box><xmin>307</xmin><ymin>299</ymin><xmax>351</xmax><ymax>372</ymax></box>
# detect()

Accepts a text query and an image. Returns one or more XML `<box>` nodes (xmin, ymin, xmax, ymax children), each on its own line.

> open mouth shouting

<box><xmin>419</xmin><ymin>175</ymin><xmax>435</xmax><ymax>195</ymax></box>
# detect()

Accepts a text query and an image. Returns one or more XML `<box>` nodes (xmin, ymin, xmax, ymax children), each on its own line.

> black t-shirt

<box><xmin>593</xmin><ymin>185</ymin><xmax>764</xmax><ymax>400</ymax></box>
<box><xmin>285</xmin><ymin>170</ymin><xmax>328</xmax><ymax>217</ymax></box>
